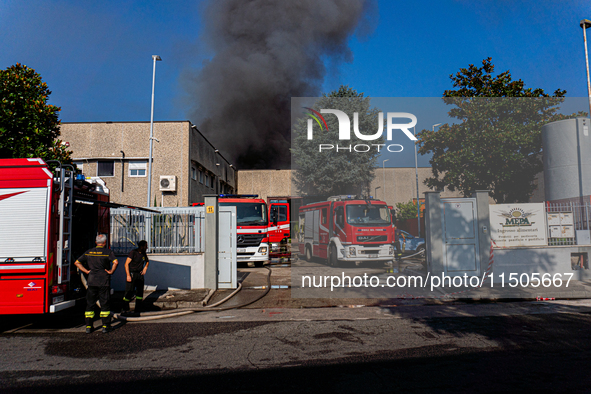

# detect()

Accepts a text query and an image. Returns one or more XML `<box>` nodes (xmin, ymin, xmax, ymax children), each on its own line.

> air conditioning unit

<box><xmin>159</xmin><ymin>175</ymin><xmax>176</xmax><ymax>192</ymax></box>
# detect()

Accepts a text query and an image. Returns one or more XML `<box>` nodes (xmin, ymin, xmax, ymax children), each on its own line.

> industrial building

<box><xmin>60</xmin><ymin>121</ymin><xmax>237</xmax><ymax>207</ymax></box>
<box><xmin>236</xmin><ymin>168</ymin><xmax>465</xmax><ymax>207</ymax></box>
<box><xmin>235</xmin><ymin>168</ymin><xmax>550</xmax><ymax>206</ymax></box>
<box><xmin>61</xmin><ymin>120</ymin><xmax>555</xmax><ymax>209</ymax></box>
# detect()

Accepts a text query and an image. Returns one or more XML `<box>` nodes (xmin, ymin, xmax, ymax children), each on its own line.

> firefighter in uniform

<box><xmin>74</xmin><ymin>234</ymin><xmax>118</xmax><ymax>334</ymax></box>
<box><xmin>122</xmin><ymin>240</ymin><xmax>149</xmax><ymax>314</ymax></box>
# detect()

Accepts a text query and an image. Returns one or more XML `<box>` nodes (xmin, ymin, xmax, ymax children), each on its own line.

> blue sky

<box><xmin>1</xmin><ymin>0</ymin><xmax>590</xmax><ymax>167</ymax></box>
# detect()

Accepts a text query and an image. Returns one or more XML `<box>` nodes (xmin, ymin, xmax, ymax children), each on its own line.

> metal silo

<box><xmin>542</xmin><ymin>117</ymin><xmax>591</xmax><ymax>201</ymax></box>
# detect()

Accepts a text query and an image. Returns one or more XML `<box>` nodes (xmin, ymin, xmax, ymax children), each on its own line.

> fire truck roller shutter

<box><xmin>303</xmin><ymin>210</ymin><xmax>315</xmax><ymax>261</ymax></box>
<box><xmin>0</xmin><ymin>187</ymin><xmax>50</xmax><ymax>261</ymax></box>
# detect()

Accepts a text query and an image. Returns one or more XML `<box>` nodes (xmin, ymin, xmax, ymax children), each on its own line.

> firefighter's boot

<box><xmin>121</xmin><ymin>298</ymin><xmax>131</xmax><ymax>313</ymax></box>
<box><xmin>134</xmin><ymin>298</ymin><xmax>143</xmax><ymax>314</ymax></box>
<box><xmin>85</xmin><ymin>311</ymin><xmax>95</xmax><ymax>333</ymax></box>
<box><xmin>100</xmin><ymin>311</ymin><xmax>112</xmax><ymax>333</ymax></box>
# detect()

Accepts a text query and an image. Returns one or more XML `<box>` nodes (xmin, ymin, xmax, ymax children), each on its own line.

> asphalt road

<box><xmin>2</xmin><ymin>301</ymin><xmax>591</xmax><ymax>393</ymax></box>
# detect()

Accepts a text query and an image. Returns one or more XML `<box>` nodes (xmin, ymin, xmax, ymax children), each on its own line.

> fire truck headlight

<box><xmin>258</xmin><ymin>247</ymin><xmax>268</xmax><ymax>254</ymax></box>
<box><xmin>389</xmin><ymin>246</ymin><xmax>394</xmax><ymax>255</ymax></box>
<box><xmin>348</xmin><ymin>246</ymin><xmax>356</xmax><ymax>256</ymax></box>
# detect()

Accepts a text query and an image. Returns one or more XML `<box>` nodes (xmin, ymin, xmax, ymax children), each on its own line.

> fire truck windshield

<box><xmin>220</xmin><ymin>202</ymin><xmax>267</xmax><ymax>225</ymax></box>
<box><xmin>346</xmin><ymin>205</ymin><xmax>391</xmax><ymax>226</ymax></box>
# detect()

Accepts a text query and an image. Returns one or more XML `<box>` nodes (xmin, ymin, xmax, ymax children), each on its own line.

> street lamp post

<box><xmin>414</xmin><ymin>123</ymin><xmax>443</xmax><ymax>237</ymax></box>
<box><xmin>414</xmin><ymin>124</ymin><xmax>442</xmax><ymax>237</ymax></box>
<box><xmin>413</xmin><ymin>127</ymin><xmax>420</xmax><ymax>237</ymax></box>
<box><xmin>382</xmin><ymin>159</ymin><xmax>389</xmax><ymax>202</ymax></box>
<box><xmin>374</xmin><ymin>186</ymin><xmax>381</xmax><ymax>198</ymax></box>
<box><xmin>581</xmin><ymin>19</ymin><xmax>591</xmax><ymax>119</ymax></box>
<box><xmin>147</xmin><ymin>55</ymin><xmax>162</xmax><ymax>207</ymax></box>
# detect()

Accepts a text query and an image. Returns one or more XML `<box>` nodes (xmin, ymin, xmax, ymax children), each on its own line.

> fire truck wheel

<box><xmin>329</xmin><ymin>244</ymin><xmax>338</xmax><ymax>267</ymax></box>
<box><xmin>305</xmin><ymin>245</ymin><xmax>312</xmax><ymax>262</ymax></box>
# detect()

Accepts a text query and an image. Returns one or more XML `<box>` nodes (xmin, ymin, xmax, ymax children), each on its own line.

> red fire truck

<box><xmin>298</xmin><ymin>195</ymin><xmax>395</xmax><ymax>266</ymax></box>
<box><xmin>0</xmin><ymin>158</ymin><xmax>110</xmax><ymax>314</ymax></box>
<box><xmin>194</xmin><ymin>195</ymin><xmax>269</xmax><ymax>266</ymax></box>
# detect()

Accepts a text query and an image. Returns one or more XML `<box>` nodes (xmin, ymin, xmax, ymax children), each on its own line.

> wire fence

<box><xmin>545</xmin><ymin>201</ymin><xmax>591</xmax><ymax>246</ymax></box>
<box><xmin>110</xmin><ymin>207</ymin><xmax>205</xmax><ymax>254</ymax></box>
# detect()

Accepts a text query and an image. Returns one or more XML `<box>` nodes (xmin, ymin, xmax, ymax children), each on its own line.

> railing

<box><xmin>545</xmin><ymin>201</ymin><xmax>591</xmax><ymax>246</ymax></box>
<box><xmin>110</xmin><ymin>207</ymin><xmax>205</xmax><ymax>254</ymax></box>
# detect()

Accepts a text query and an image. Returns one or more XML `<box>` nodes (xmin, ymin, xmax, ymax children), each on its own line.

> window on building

<box><xmin>73</xmin><ymin>161</ymin><xmax>83</xmax><ymax>173</ymax></box>
<box><xmin>191</xmin><ymin>166</ymin><xmax>197</xmax><ymax>180</ymax></box>
<box><xmin>97</xmin><ymin>161</ymin><xmax>114</xmax><ymax>177</ymax></box>
<box><xmin>205</xmin><ymin>174</ymin><xmax>209</xmax><ymax>188</ymax></box>
<box><xmin>199</xmin><ymin>169</ymin><xmax>204</xmax><ymax>184</ymax></box>
<box><xmin>129</xmin><ymin>161</ymin><xmax>147</xmax><ymax>177</ymax></box>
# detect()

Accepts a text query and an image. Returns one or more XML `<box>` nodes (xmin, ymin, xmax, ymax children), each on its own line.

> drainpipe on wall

<box><xmin>120</xmin><ymin>151</ymin><xmax>125</xmax><ymax>193</ymax></box>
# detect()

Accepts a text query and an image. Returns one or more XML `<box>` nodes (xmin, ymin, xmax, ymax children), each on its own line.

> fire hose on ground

<box><xmin>111</xmin><ymin>265</ymin><xmax>273</xmax><ymax>322</ymax></box>
<box><xmin>400</xmin><ymin>249</ymin><xmax>425</xmax><ymax>260</ymax></box>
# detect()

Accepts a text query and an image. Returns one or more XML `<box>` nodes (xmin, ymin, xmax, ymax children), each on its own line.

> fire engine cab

<box><xmin>194</xmin><ymin>195</ymin><xmax>269</xmax><ymax>266</ymax></box>
<box><xmin>0</xmin><ymin>158</ymin><xmax>111</xmax><ymax>315</ymax></box>
<box><xmin>298</xmin><ymin>196</ymin><xmax>395</xmax><ymax>266</ymax></box>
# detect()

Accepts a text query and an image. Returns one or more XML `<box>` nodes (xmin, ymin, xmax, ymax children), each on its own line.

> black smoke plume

<box><xmin>186</xmin><ymin>0</ymin><xmax>376</xmax><ymax>169</ymax></box>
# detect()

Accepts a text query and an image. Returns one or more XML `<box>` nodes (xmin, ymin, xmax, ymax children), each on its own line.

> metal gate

<box><xmin>441</xmin><ymin>198</ymin><xmax>480</xmax><ymax>277</ymax></box>
<box><xmin>110</xmin><ymin>207</ymin><xmax>204</xmax><ymax>254</ymax></box>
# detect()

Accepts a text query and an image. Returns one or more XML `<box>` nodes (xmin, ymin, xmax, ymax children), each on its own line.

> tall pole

<box><xmin>414</xmin><ymin>126</ymin><xmax>420</xmax><ymax>237</ymax></box>
<box><xmin>382</xmin><ymin>159</ymin><xmax>389</xmax><ymax>202</ymax></box>
<box><xmin>581</xmin><ymin>20</ymin><xmax>591</xmax><ymax>119</ymax></box>
<box><xmin>416</xmin><ymin>123</ymin><xmax>442</xmax><ymax>237</ymax></box>
<box><xmin>147</xmin><ymin>55</ymin><xmax>162</xmax><ymax>207</ymax></box>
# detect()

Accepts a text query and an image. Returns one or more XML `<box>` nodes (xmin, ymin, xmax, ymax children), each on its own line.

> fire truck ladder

<box><xmin>56</xmin><ymin>166</ymin><xmax>74</xmax><ymax>285</ymax></box>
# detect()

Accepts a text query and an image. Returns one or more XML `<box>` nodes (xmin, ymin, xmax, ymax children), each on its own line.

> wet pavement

<box><xmin>5</xmin><ymin>256</ymin><xmax>591</xmax><ymax>393</ymax></box>
<box><xmin>114</xmin><ymin>254</ymin><xmax>591</xmax><ymax>314</ymax></box>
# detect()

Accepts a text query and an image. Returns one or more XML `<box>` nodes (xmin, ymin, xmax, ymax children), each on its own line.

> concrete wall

<box><xmin>111</xmin><ymin>253</ymin><xmax>205</xmax><ymax>291</ymax></box>
<box><xmin>237</xmin><ymin>169</ymin><xmax>293</xmax><ymax>201</ymax></box>
<box><xmin>493</xmin><ymin>246</ymin><xmax>591</xmax><ymax>284</ymax></box>
<box><xmin>236</xmin><ymin>167</ymin><xmax>462</xmax><ymax>206</ymax></box>
<box><xmin>60</xmin><ymin>121</ymin><xmax>237</xmax><ymax>207</ymax></box>
<box><xmin>370</xmin><ymin>167</ymin><xmax>462</xmax><ymax>207</ymax></box>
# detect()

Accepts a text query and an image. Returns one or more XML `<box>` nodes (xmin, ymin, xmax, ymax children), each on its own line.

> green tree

<box><xmin>417</xmin><ymin>58</ymin><xmax>575</xmax><ymax>203</ymax></box>
<box><xmin>395</xmin><ymin>200</ymin><xmax>418</xmax><ymax>221</ymax></box>
<box><xmin>291</xmin><ymin>85</ymin><xmax>384</xmax><ymax>197</ymax></box>
<box><xmin>0</xmin><ymin>63</ymin><xmax>71</xmax><ymax>163</ymax></box>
